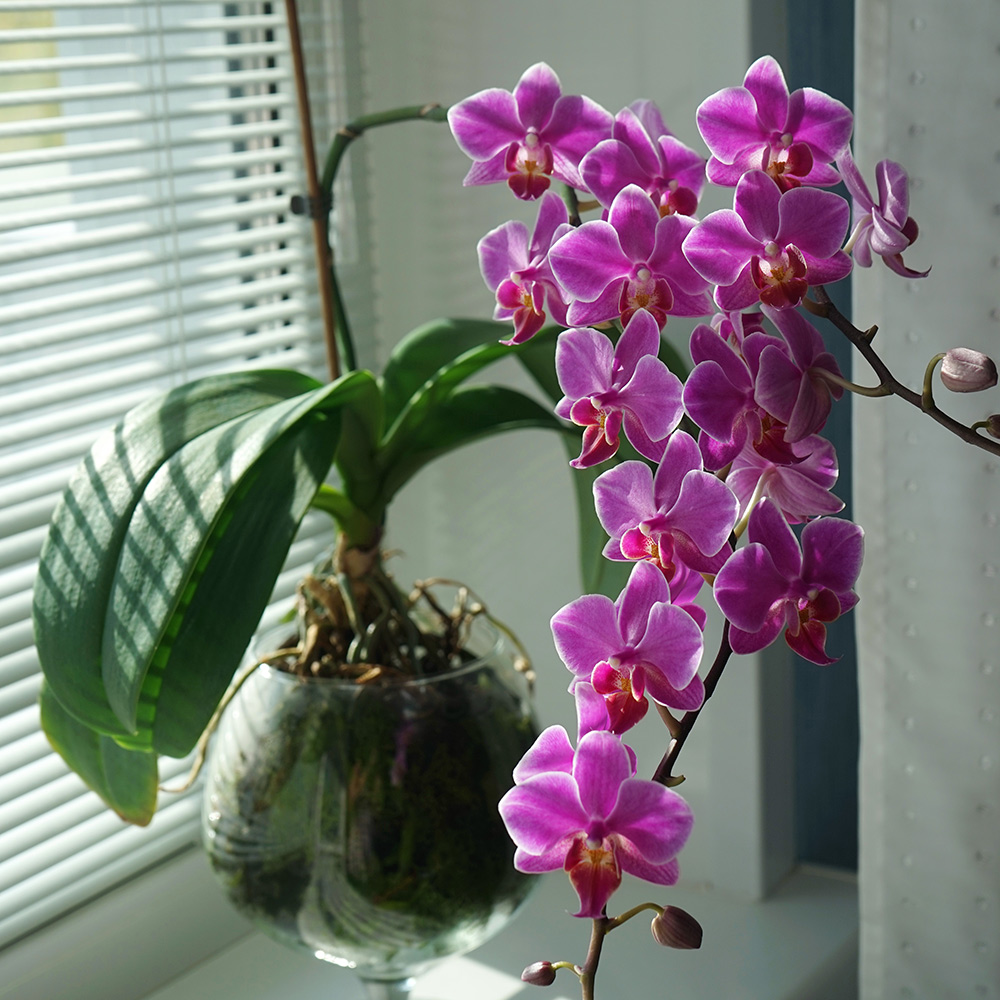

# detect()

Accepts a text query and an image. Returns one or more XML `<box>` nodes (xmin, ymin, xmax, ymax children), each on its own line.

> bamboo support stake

<box><xmin>284</xmin><ymin>0</ymin><xmax>340</xmax><ymax>382</ymax></box>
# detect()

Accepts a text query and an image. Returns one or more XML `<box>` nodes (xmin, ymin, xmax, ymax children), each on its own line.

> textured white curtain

<box><xmin>853</xmin><ymin>1</ymin><xmax>1000</xmax><ymax>995</ymax></box>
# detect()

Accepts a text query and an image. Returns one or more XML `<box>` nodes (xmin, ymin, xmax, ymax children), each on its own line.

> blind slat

<box><xmin>1</xmin><ymin>14</ymin><xmax>282</xmax><ymax>44</ymax></box>
<box><xmin>0</xmin><ymin>40</ymin><xmax>284</xmax><ymax>78</ymax></box>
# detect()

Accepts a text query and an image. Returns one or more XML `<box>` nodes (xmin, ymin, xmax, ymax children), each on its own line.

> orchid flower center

<box><xmin>497</xmin><ymin>275</ymin><xmax>540</xmax><ymax>314</ymax></box>
<box><xmin>751</xmin><ymin>242</ymin><xmax>809</xmax><ymax>308</ymax></box>
<box><xmin>764</xmin><ymin>136</ymin><xmax>813</xmax><ymax>191</ymax></box>
<box><xmin>504</xmin><ymin>132</ymin><xmax>555</xmax><ymax>199</ymax></box>
<box><xmin>649</xmin><ymin>177</ymin><xmax>698</xmax><ymax>217</ymax></box>
<box><xmin>619</xmin><ymin>267</ymin><xmax>673</xmax><ymax>328</ymax></box>
<box><xmin>593</xmin><ymin>659</ymin><xmax>647</xmax><ymax>705</ymax></box>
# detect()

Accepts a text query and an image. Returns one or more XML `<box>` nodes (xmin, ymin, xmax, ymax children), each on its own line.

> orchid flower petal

<box><xmin>551</xmin><ymin>593</ymin><xmax>621</xmax><ymax>679</ymax></box>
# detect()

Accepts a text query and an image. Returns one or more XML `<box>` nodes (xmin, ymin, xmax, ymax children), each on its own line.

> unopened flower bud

<box><xmin>651</xmin><ymin>905</ymin><xmax>703</xmax><ymax>950</ymax></box>
<box><xmin>986</xmin><ymin>415</ymin><xmax>1000</xmax><ymax>440</ymax></box>
<box><xmin>521</xmin><ymin>961</ymin><xmax>557</xmax><ymax>986</ymax></box>
<box><xmin>940</xmin><ymin>349</ymin><xmax>999</xmax><ymax>393</ymax></box>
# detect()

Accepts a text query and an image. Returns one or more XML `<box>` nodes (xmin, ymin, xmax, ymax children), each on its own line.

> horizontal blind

<box><xmin>0</xmin><ymin>0</ymin><xmax>337</xmax><ymax>948</ymax></box>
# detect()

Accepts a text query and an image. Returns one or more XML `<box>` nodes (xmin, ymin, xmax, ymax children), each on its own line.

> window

<box><xmin>0</xmin><ymin>0</ymin><xmax>336</xmax><ymax>953</ymax></box>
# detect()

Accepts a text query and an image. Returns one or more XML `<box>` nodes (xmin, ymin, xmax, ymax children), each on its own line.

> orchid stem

<box><xmin>562</xmin><ymin>183</ymin><xmax>582</xmax><ymax>226</ymax></box>
<box><xmin>607</xmin><ymin>902</ymin><xmax>662</xmax><ymax>930</ymax></box>
<box><xmin>578</xmin><ymin>916</ymin><xmax>610</xmax><ymax>1000</ymax></box>
<box><xmin>732</xmin><ymin>478</ymin><xmax>767</xmax><ymax>540</ymax></box>
<box><xmin>652</xmin><ymin>621</ymin><xmax>734</xmax><ymax>785</ymax></box>
<box><xmin>922</xmin><ymin>353</ymin><xmax>946</xmax><ymax>411</ymax></box>
<box><xmin>812</xmin><ymin>286</ymin><xmax>1000</xmax><ymax>457</ymax></box>
<box><xmin>316</xmin><ymin>103</ymin><xmax>450</xmax><ymax>375</ymax></box>
<box><xmin>811</xmin><ymin>367</ymin><xmax>893</xmax><ymax>398</ymax></box>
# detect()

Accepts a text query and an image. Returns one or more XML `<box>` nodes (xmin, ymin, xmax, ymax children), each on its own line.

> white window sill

<box><xmin>141</xmin><ymin>866</ymin><xmax>858</xmax><ymax>1000</ymax></box>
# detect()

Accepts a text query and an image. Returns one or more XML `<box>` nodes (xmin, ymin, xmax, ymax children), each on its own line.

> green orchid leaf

<box><xmin>329</xmin><ymin>372</ymin><xmax>385</xmax><ymax>525</ymax></box>
<box><xmin>564</xmin><ymin>461</ymin><xmax>633</xmax><ymax>600</ymax></box>
<box><xmin>102</xmin><ymin>370</ymin><xmax>378</xmax><ymax>747</ymax></box>
<box><xmin>512</xmin><ymin>324</ymin><xmax>564</xmax><ymax>403</ymax></box>
<box><xmin>39</xmin><ymin>681</ymin><xmax>158</xmax><ymax>826</ymax></box>
<box><xmin>514</xmin><ymin>327</ymin><xmax>634</xmax><ymax>599</ymax></box>
<box><xmin>658</xmin><ymin>331</ymin><xmax>691</xmax><ymax>382</ymax></box>
<box><xmin>377</xmin><ymin>384</ymin><xmax>572</xmax><ymax>505</ymax></box>
<box><xmin>139</xmin><ymin>413</ymin><xmax>341</xmax><ymax>757</ymax></box>
<box><xmin>33</xmin><ymin>369</ymin><xmax>325</xmax><ymax>737</ymax></box>
<box><xmin>381</xmin><ymin>327</ymin><xmax>560</xmax><ymax>467</ymax></box>
<box><xmin>380</xmin><ymin>317</ymin><xmax>512</xmax><ymax>427</ymax></box>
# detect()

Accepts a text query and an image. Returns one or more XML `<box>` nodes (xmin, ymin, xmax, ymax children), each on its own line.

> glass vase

<box><xmin>202</xmin><ymin>617</ymin><xmax>539</xmax><ymax>996</ymax></box>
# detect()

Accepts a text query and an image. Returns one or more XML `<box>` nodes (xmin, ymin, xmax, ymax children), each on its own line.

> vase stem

<box><xmin>359</xmin><ymin>975</ymin><xmax>415</xmax><ymax>1000</ymax></box>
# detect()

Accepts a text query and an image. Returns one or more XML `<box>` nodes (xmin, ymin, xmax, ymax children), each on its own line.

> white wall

<box><xmin>349</xmin><ymin>0</ymin><xmax>796</xmax><ymax>899</ymax></box>
<box><xmin>853</xmin><ymin>1</ymin><xmax>1000</xmax><ymax>996</ymax></box>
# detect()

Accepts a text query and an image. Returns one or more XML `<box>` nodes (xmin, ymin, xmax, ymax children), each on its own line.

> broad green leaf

<box><xmin>515</xmin><ymin>327</ymin><xmax>636</xmax><ymax>599</ymax></box>
<box><xmin>564</xmin><ymin>461</ymin><xmax>633</xmax><ymax>600</ymax></box>
<box><xmin>310</xmin><ymin>484</ymin><xmax>380</xmax><ymax>547</ymax></box>
<box><xmin>102</xmin><ymin>370</ymin><xmax>378</xmax><ymax>741</ymax></box>
<box><xmin>33</xmin><ymin>370</ymin><xmax>324</xmax><ymax>736</ymax></box>
<box><xmin>333</xmin><ymin>389</ymin><xmax>385</xmax><ymax>527</ymax></box>
<box><xmin>513</xmin><ymin>324</ymin><xmax>564</xmax><ymax>403</ymax></box>
<box><xmin>658</xmin><ymin>332</ymin><xmax>691</xmax><ymax>382</ymax></box>
<box><xmin>377</xmin><ymin>384</ymin><xmax>572</xmax><ymax>505</ymax></box>
<box><xmin>383</xmin><ymin>327</ymin><xmax>561</xmax><ymax>446</ymax></box>
<box><xmin>142</xmin><ymin>415</ymin><xmax>340</xmax><ymax>757</ymax></box>
<box><xmin>39</xmin><ymin>681</ymin><xmax>158</xmax><ymax>826</ymax></box>
<box><xmin>380</xmin><ymin>317</ymin><xmax>511</xmax><ymax>426</ymax></box>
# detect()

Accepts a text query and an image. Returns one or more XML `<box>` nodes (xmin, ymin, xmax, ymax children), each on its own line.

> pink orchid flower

<box><xmin>713</xmin><ymin>498</ymin><xmax>863</xmax><ymax>664</ymax></box>
<box><xmin>499</xmin><ymin>727</ymin><xmax>693</xmax><ymax>917</ymax></box>
<box><xmin>580</xmin><ymin>101</ymin><xmax>706</xmax><ymax>216</ymax></box>
<box><xmin>477</xmin><ymin>191</ymin><xmax>572</xmax><ymax>344</ymax></box>
<box><xmin>548</xmin><ymin>184</ymin><xmax>713</xmax><ymax>328</ymax></box>
<box><xmin>697</xmin><ymin>55</ymin><xmax>853</xmax><ymax>191</ymax></box>
<box><xmin>682</xmin><ymin>170</ymin><xmax>852</xmax><ymax>311</ymax></box>
<box><xmin>837</xmin><ymin>147</ymin><xmax>929</xmax><ymax>278</ymax></box>
<box><xmin>555</xmin><ymin>311</ymin><xmax>684</xmax><ymax>468</ymax></box>
<box><xmin>448</xmin><ymin>62</ymin><xmax>612</xmax><ymax>199</ymax></box>
<box><xmin>593</xmin><ymin>431</ymin><xmax>739</xmax><ymax>585</ymax></box>
<box><xmin>550</xmin><ymin>560</ymin><xmax>705</xmax><ymax>713</ymax></box>
<box><xmin>753</xmin><ymin>305</ymin><xmax>844</xmax><ymax>442</ymax></box>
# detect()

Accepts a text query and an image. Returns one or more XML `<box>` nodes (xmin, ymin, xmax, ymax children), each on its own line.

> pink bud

<box><xmin>940</xmin><ymin>349</ymin><xmax>999</xmax><ymax>393</ymax></box>
<box><xmin>651</xmin><ymin>905</ymin><xmax>703</xmax><ymax>949</ymax></box>
<box><xmin>986</xmin><ymin>415</ymin><xmax>1000</xmax><ymax>440</ymax></box>
<box><xmin>521</xmin><ymin>961</ymin><xmax>557</xmax><ymax>986</ymax></box>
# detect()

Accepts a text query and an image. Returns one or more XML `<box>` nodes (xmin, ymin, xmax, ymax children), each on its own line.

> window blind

<box><xmin>0</xmin><ymin>0</ymin><xmax>338</xmax><ymax>948</ymax></box>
